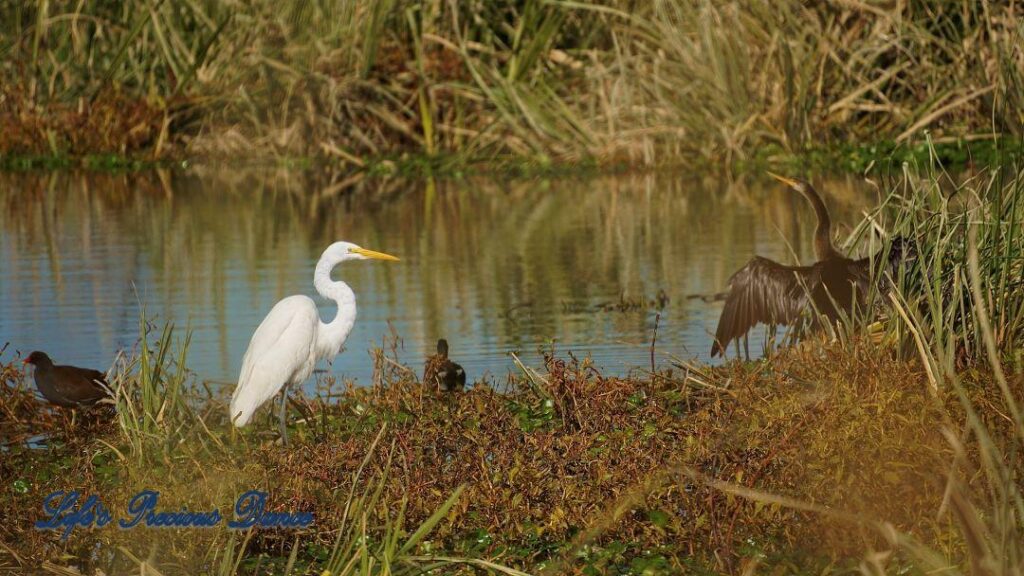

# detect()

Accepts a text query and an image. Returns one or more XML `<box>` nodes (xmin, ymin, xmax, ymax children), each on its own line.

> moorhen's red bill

<box><xmin>22</xmin><ymin>351</ymin><xmax>110</xmax><ymax>408</ymax></box>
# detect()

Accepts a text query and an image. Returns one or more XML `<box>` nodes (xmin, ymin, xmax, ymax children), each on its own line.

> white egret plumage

<box><xmin>230</xmin><ymin>241</ymin><xmax>399</xmax><ymax>442</ymax></box>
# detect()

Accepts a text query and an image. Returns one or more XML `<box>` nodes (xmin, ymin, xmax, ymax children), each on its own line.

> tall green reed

<box><xmin>851</xmin><ymin>159</ymin><xmax>1024</xmax><ymax>383</ymax></box>
<box><xmin>106</xmin><ymin>312</ymin><xmax>219</xmax><ymax>462</ymax></box>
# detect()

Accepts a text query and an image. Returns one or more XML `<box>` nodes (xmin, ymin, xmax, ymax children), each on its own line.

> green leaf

<box><xmin>398</xmin><ymin>484</ymin><xmax>465</xmax><ymax>555</ymax></box>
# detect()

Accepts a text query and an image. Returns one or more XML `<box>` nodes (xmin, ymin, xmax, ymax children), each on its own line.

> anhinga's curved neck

<box><xmin>313</xmin><ymin>254</ymin><xmax>357</xmax><ymax>361</ymax></box>
<box><xmin>799</xmin><ymin>183</ymin><xmax>840</xmax><ymax>260</ymax></box>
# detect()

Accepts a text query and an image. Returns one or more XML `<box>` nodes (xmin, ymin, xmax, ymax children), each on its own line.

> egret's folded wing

<box><xmin>231</xmin><ymin>296</ymin><xmax>318</xmax><ymax>426</ymax></box>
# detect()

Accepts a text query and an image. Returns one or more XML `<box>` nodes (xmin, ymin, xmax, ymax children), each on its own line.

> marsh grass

<box><xmin>107</xmin><ymin>316</ymin><xmax>211</xmax><ymax>462</ymax></box>
<box><xmin>842</xmin><ymin>157</ymin><xmax>1024</xmax><ymax>379</ymax></box>
<box><xmin>2</xmin><ymin>1</ymin><xmax>1023</xmax><ymax>166</ymax></box>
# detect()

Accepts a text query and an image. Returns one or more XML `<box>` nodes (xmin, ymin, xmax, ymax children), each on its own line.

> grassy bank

<box><xmin>0</xmin><ymin>332</ymin><xmax>1020</xmax><ymax>574</ymax></box>
<box><xmin>2</xmin><ymin>1</ymin><xmax>1023</xmax><ymax>169</ymax></box>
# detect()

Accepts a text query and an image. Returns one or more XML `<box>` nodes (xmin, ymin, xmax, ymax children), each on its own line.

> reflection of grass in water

<box><xmin>1</xmin><ymin>169</ymin><xmax>879</xmax><ymax>377</ymax></box>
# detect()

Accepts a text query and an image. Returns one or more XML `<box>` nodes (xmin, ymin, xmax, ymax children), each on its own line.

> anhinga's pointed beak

<box><xmin>349</xmin><ymin>247</ymin><xmax>400</xmax><ymax>261</ymax></box>
<box><xmin>767</xmin><ymin>171</ymin><xmax>800</xmax><ymax>188</ymax></box>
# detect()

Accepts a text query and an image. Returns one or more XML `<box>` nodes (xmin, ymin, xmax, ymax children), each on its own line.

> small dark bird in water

<box><xmin>711</xmin><ymin>173</ymin><xmax>916</xmax><ymax>358</ymax></box>
<box><xmin>653</xmin><ymin>289</ymin><xmax>670</xmax><ymax>309</ymax></box>
<box><xmin>22</xmin><ymin>351</ymin><xmax>110</xmax><ymax>408</ymax></box>
<box><xmin>423</xmin><ymin>339</ymin><xmax>466</xmax><ymax>392</ymax></box>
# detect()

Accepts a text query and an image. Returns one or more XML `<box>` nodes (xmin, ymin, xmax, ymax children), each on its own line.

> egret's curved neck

<box><xmin>313</xmin><ymin>254</ymin><xmax>357</xmax><ymax>361</ymax></box>
<box><xmin>800</xmin><ymin>185</ymin><xmax>840</xmax><ymax>260</ymax></box>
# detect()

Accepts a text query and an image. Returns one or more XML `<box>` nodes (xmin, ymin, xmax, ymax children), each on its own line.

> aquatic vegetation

<box><xmin>2</xmin><ymin>2</ymin><xmax>1023</xmax><ymax>168</ymax></box>
<box><xmin>848</xmin><ymin>159</ymin><xmax>1024</xmax><ymax>375</ymax></box>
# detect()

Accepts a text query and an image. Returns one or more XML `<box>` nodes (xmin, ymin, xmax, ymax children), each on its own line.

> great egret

<box><xmin>230</xmin><ymin>241</ymin><xmax>399</xmax><ymax>441</ymax></box>
<box><xmin>423</xmin><ymin>339</ymin><xmax>466</xmax><ymax>392</ymax></box>
<box><xmin>22</xmin><ymin>351</ymin><xmax>110</xmax><ymax>407</ymax></box>
<box><xmin>711</xmin><ymin>173</ymin><xmax>916</xmax><ymax>357</ymax></box>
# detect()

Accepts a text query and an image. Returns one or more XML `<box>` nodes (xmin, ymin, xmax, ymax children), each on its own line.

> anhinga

<box><xmin>710</xmin><ymin>173</ymin><xmax>915</xmax><ymax>357</ymax></box>
<box><xmin>23</xmin><ymin>351</ymin><xmax>110</xmax><ymax>408</ymax></box>
<box><xmin>423</xmin><ymin>339</ymin><xmax>466</xmax><ymax>392</ymax></box>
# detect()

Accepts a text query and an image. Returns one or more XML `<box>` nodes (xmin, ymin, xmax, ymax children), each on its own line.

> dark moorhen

<box><xmin>423</xmin><ymin>339</ymin><xmax>466</xmax><ymax>392</ymax></box>
<box><xmin>22</xmin><ymin>351</ymin><xmax>110</xmax><ymax>408</ymax></box>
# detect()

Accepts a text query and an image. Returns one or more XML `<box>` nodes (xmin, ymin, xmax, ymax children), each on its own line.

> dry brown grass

<box><xmin>2</xmin><ymin>1</ymin><xmax>1022</xmax><ymax>166</ymax></box>
<box><xmin>0</xmin><ymin>85</ymin><xmax>181</xmax><ymax>158</ymax></box>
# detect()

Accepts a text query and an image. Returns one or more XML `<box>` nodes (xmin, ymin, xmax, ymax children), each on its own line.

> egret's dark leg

<box><xmin>278</xmin><ymin>384</ymin><xmax>289</xmax><ymax>445</ymax></box>
<box><xmin>743</xmin><ymin>334</ymin><xmax>750</xmax><ymax>362</ymax></box>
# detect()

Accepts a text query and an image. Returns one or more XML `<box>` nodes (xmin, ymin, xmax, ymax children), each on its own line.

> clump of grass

<box><xmin>107</xmin><ymin>314</ymin><xmax>212</xmax><ymax>461</ymax></box>
<box><xmin>2</xmin><ymin>1</ymin><xmax>1022</xmax><ymax>167</ymax></box>
<box><xmin>837</xmin><ymin>156</ymin><xmax>1024</xmax><ymax>382</ymax></box>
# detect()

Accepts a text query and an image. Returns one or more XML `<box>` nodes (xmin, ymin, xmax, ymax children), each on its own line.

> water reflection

<box><xmin>0</xmin><ymin>169</ymin><xmax>878</xmax><ymax>389</ymax></box>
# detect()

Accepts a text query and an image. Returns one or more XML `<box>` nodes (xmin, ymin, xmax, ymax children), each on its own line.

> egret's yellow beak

<box><xmin>767</xmin><ymin>171</ymin><xmax>800</xmax><ymax>188</ymax></box>
<box><xmin>349</xmin><ymin>247</ymin><xmax>400</xmax><ymax>261</ymax></box>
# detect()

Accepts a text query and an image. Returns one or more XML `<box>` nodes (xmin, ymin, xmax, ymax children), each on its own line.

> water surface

<box><xmin>0</xmin><ymin>169</ymin><xmax>880</xmax><ymax>390</ymax></box>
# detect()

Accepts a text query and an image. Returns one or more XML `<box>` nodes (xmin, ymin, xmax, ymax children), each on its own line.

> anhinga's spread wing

<box><xmin>711</xmin><ymin>256</ymin><xmax>818</xmax><ymax>357</ymax></box>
